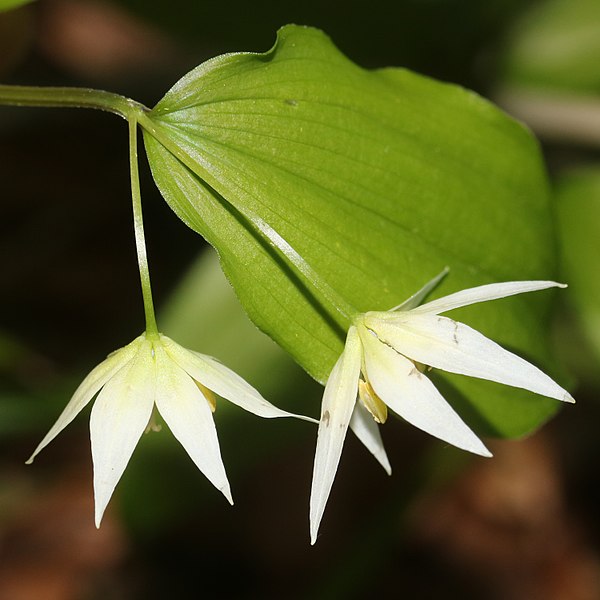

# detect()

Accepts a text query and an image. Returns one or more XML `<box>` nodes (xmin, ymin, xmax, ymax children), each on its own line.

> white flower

<box><xmin>310</xmin><ymin>276</ymin><xmax>574</xmax><ymax>544</ymax></box>
<box><xmin>27</xmin><ymin>332</ymin><xmax>314</xmax><ymax>527</ymax></box>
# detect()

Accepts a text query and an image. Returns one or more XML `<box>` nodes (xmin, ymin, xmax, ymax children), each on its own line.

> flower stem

<box><xmin>0</xmin><ymin>84</ymin><xmax>146</xmax><ymax>119</ymax></box>
<box><xmin>128</xmin><ymin>117</ymin><xmax>159</xmax><ymax>336</ymax></box>
<box><xmin>0</xmin><ymin>83</ymin><xmax>158</xmax><ymax>334</ymax></box>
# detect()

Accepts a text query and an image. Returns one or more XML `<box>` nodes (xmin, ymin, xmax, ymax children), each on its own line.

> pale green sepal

<box><xmin>161</xmin><ymin>335</ymin><xmax>316</xmax><ymax>422</ymax></box>
<box><xmin>391</xmin><ymin>268</ymin><xmax>449</xmax><ymax>312</ymax></box>
<box><xmin>91</xmin><ymin>338</ymin><xmax>156</xmax><ymax>527</ymax></box>
<box><xmin>358</xmin><ymin>325</ymin><xmax>491</xmax><ymax>458</ymax></box>
<box><xmin>153</xmin><ymin>344</ymin><xmax>232</xmax><ymax>504</ymax></box>
<box><xmin>26</xmin><ymin>335</ymin><xmax>143</xmax><ymax>465</ymax></box>
<box><xmin>310</xmin><ymin>326</ymin><xmax>362</xmax><ymax>545</ymax></box>
<box><xmin>349</xmin><ymin>402</ymin><xmax>392</xmax><ymax>475</ymax></box>
<box><xmin>410</xmin><ymin>281</ymin><xmax>566</xmax><ymax>316</ymax></box>
<box><xmin>367</xmin><ymin>313</ymin><xmax>574</xmax><ymax>403</ymax></box>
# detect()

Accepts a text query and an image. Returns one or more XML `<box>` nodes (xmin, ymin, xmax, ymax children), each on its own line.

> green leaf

<box><xmin>556</xmin><ymin>169</ymin><xmax>600</xmax><ymax>362</ymax></box>
<box><xmin>502</xmin><ymin>0</ymin><xmax>600</xmax><ymax>93</ymax></box>
<box><xmin>141</xmin><ymin>25</ymin><xmax>563</xmax><ymax>437</ymax></box>
<box><xmin>0</xmin><ymin>0</ymin><xmax>35</xmax><ymax>13</ymax></box>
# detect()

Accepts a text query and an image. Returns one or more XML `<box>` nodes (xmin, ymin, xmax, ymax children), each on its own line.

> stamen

<box><xmin>144</xmin><ymin>408</ymin><xmax>162</xmax><ymax>434</ymax></box>
<box><xmin>358</xmin><ymin>379</ymin><xmax>388</xmax><ymax>424</ymax></box>
<box><xmin>197</xmin><ymin>382</ymin><xmax>217</xmax><ymax>412</ymax></box>
<box><xmin>413</xmin><ymin>361</ymin><xmax>430</xmax><ymax>373</ymax></box>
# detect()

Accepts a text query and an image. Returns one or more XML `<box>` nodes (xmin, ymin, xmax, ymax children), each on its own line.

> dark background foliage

<box><xmin>1</xmin><ymin>0</ymin><xmax>599</xmax><ymax>598</ymax></box>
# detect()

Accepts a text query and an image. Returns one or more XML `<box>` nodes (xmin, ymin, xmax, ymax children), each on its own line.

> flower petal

<box><xmin>310</xmin><ymin>326</ymin><xmax>362</xmax><ymax>545</ymax></box>
<box><xmin>91</xmin><ymin>339</ymin><xmax>156</xmax><ymax>527</ymax></box>
<box><xmin>26</xmin><ymin>336</ymin><xmax>143</xmax><ymax>465</ymax></box>
<box><xmin>409</xmin><ymin>280</ymin><xmax>566</xmax><ymax>316</ymax></box>
<box><xmin>349</xmin><ymin>401</ymin><xmax>392</xmax><ymax>475</ymax></box>
<box><xmin>368</xmin><ymin>313</ymin><xmax>574</xmax><ymax>403</ymax></box>
<box><xmin>359</xmin><ymin>325</ymin><xmax>491</xmax><ymax>457</ymax></box>
<box><xmin>161</xmin><ymin>335</ymin><xmax>315</xmax><ymax>422</ymax></box>
<box><xmin>153</xmin><ymin>344</ymin><xmax>232</xmax><ymax>505</ymax></box>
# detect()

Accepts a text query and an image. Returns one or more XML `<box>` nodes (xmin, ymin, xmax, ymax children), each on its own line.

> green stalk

<box><xmin>0</xmin><ymin>84</ymin><xmax>146</xmax><ymax>119</ymax></box>
<box><xmin>0</xmin><ymin>83</ymin><xmax>159</xmax><ymax>334</ymax></box>
<box><xmin>128</xmin><ymin>117</ymin><xmax>159</xmax><ymax>336</ymax></box>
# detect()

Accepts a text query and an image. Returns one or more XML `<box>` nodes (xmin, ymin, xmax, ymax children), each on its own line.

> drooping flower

<box><xmin>310</xmin><ymin>275</ymin><xmax>574</xmax><ymax>544</ymax></box>
<box><xmin>27</xmin><ymin>332</ymin><xmax>314</xmax><ymax>527</ymax></box>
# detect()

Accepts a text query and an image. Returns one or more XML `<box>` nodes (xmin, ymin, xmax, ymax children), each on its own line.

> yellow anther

<box><xmin>197</xmin><ymin>382</ymin><xmax>217</xmax><ymax>412</ymax></box>
<box><xmin>144</xmin><ymin>408</ymin><xmax>162</xmax><ymax>434</ymax></box>
<box><xmin>414</xmin><ymin>361</ymin><xmax>430</xmax><ymax>373</ymax></box>
<box><xmin>358</xmin><ymin>379</ymin><xmax>388</xmax><ymax>424</ymax></box>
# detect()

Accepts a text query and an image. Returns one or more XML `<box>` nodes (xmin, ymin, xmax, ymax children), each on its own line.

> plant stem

<box><xmin>128</xmin><ymin>117</ymin><xmax>159</xmax><ymax>336</ymax></box>
<box><xmin>0</xmin><ymin>84</ymin><xmax>146</xmax><ymax>119</ymax></box>
<box><xmin>0</xmin><ymin>83</ymin><xmax>159</xmax><ymax>333</ymax></box>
